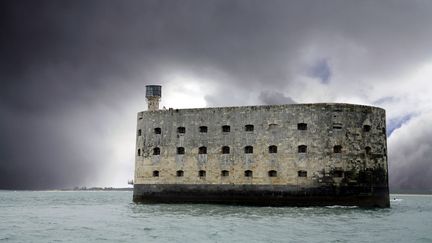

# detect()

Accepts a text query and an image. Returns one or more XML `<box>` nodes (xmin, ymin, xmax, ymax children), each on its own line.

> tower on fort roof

<box><xmin>145</xmin><ymin>85</ymin><xmax>162</xmax><ymax>111</ymax></box>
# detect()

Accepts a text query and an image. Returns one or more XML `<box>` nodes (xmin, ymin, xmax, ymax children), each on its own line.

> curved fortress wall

<box><xmin>133</xmin><ymin>103</ymin><xmax>389</xmax><ymax>207</ymax></box>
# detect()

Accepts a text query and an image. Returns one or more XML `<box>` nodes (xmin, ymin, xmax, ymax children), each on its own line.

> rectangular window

<box><xmin>177</xmin><ymin>127</ymin><xmax>186</xmax><ymax>133</ymax></box>
<box><xmin>245</xmin><ymin>124</ymin><xmax>254</xmax><ymax>131</ymax></box>
<box><xmin>199</xmin><ymin>126</ymin><xmax>208</xmax><ymax>133</ymax></box>
<box><xmin>298</xmin><ymin>170</ymin><xmax>307</xmax><ymax>177</ymax></box>
<box><xmin>177</xmin><ymin>147</ymin><xmax>185</xmax><ymax>155</ymax></box>
<box><xmin>297</xmin><ymin>123</ymin><xmax>307</xmax><ymax>130</ymax></box>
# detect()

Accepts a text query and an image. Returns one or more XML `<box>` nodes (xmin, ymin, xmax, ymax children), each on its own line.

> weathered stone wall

<box><xmin>134</xmin><ymin>103</ymin><xmax>388</xmax><ymax>190</ymax></box>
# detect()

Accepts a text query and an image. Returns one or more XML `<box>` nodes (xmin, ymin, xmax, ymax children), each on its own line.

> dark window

<box><xmin>244</xmin><ymin>170</ymin><xmax>253</xmax><ymax>177</ymax></box>
<box><xmin>269</xmin><ymin>145</ymin><xmax>277</xmax><ymax>153</ymax></box>
<box><xmin>333</xmin><ymin>123</ymin><xmax>343</xmax><ymax>130</ymax></box>
<box><xmin>297</xmin><ymin>123</ymin><xmax>307</xmax><ymax>130</ymax></box>
<box><xmin>154</xmin><ymin>127</ymin><xmax>161</xmax><ymax>134</ymax></box>
<box><xmin>245</xmin><ymin>124</ymin><xmax>254</xmax><ymax>131</ymax></box>
<box><xmin>298</xmin><ymin>170</ymin><xmax>307</xmax><ymax>177</ymax></box>
<box><xmin>221</xmin><ymin>170</ymin><xmax>229</xmax><ymax>177</ymax></box>
<box><xmin>244</xmin><ymin>146</ymin><xmax>253</xmax><ymax>154</ymax></box>
<box><xmin>365</xmin><ymin>146</ymin><xmax>371</xmax><ymax>154</ymax></box>
<box><xmin>199</xmin><ymin>126</ymin><xmax>208</xmax><ymax>133</ymax></box>
<box><xmin>177</xmin><ymin>147</ymin><xmax>185</xmax><ymax>155</ymax></box>
<box><xmin>332</xmin><ymin>170</ymin><xmax>343</xmax><ymax>177</ymax></box>
<box><xmin>222</xmin><ymin>146</ymin><xmax>230</xmax><ymax>154</ymax></box>
<box><xmin>137</xmin><ymin>129</ymin><xmax>142</xmax><ymax>136</ymax></box>
<box><xmin>298</xmin><ymin>145</ymin><xmax>307</xmax><ymax>153</ymax></box>
<box><xmin>199</xmin><ymin>170</ymin><xmax>206</xmax><ymax>177</ymax></box>
<box><xmin>153</xmin><ymin>171</ymin><xmax>159</xmax><ymax>177</ymax></box>
<box><xmin>333</xmin><ymin>145</ymin><xmax>342</xmax><ymax>153</ymax></box>
<box><xmin>176</xmin><ymin>170</ymin><xmax>184</xmax><ymax>177</ymax></box>
<box><xmin>137</xmin><ymin>149</ymin><xmax>141</xmax><ymax>156</ymax></box>
<box><xmin>199</xmin><ymin>146</ymin><xmax>207</xmax><ymax>154</ymax></box>
<box><xmin>177</xmin><ymin>127</ymin><xmax>185</xmax><ymax>133</ymax></box>
<box><xmin>268</xmin><ymin>170</ymin><xmax>277</xmax><ymax>177</ymax></box>
<box><xmin>222</xmin><ymin>125</ymin><xmax>230</xmax><ymax>132</ymax></box>
<box><xmin>153</xmin><ymin>147</ymin><xmax>160</xmax><ymax>155</ymax></box>
<box><xmin>363</xmin><ymin>125</ymin><xmax>371</xmax><ymax>132</ymax></box>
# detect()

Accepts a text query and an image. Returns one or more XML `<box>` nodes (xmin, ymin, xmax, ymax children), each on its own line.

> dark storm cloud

<box><xmin>1</xmin><ymin>0</ymin><xmax>432</xmax><ymax>189</ymax></box>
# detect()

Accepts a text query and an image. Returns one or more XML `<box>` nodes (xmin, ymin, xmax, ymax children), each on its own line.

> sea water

<box><xmin>0</xmin><ymin>191</ymin><xmax>431</xmax><ymax>242</ymax></box>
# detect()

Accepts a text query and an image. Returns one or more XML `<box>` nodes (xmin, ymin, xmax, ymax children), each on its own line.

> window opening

<box><xmin>298</xmin><ymin>145</ymin><xmax>307</xmax><ymax>153</ymax></box>
<box><xmin>199</xmin><ymin>170</ymin><xmax>206</xmax><ymax>177</ymax></box>
<box><xmin>244</xmin><ymin>146</ymin><xmax>253</xmax><ymax>154</ymax></box>
<box><xmin>268</xmin><ymin>170</ymin><xmax>277</xmax><ymax>177</ymax></box>
<box><xmin>177</xmin><ymin>127</ymin><xmax>186</xmax><ymax>133</ymax></box>
<box><xmin>269</xmin><ymin>145</ymin><xmax>277</xmax><ymax>153</ymax></box>
<box><xmin>177</xmin><ymin>147</ymin><xmax>185</xmax><ymax>155</ymax></box>
<box><xmin>199</xmin><ymin>126</ymin><xmax>208</xmax><ymax>133</ymax></box>
<box><xmin>199</xmin><ymin>146</ymin><xmax>207</xmax><ymax>154</ymax></box>
<box><xmin>245</xmin><ymin>124</ymin><xmax>254</xmax><ymax>131</ymax></box>
<box><xmin>298</xmin><ymin>170</ymin><xmax>307</xmax><ymax>177</ymax></box>
<box><xmin>222</xmin><ymin>146</ymin><xmax>230</xmax><ymax>154</ymax></box>
<box><xmin>333</xmin><ymin>145</ymin><xmax>342</xmax><ymax>153</ymax></box>
<box><xmin>222</xmin><ymin>125</ymin><xmax>231</xmax><ymax>132</ymax></box>
<box><xmin>297</xmin><ymin>123</ymin><xmax>307</xmax><ymax>130</ymax></box>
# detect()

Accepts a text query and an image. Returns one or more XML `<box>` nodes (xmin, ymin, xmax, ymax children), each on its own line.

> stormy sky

<box><xmin>1</xmin><ymin>0</ymin><xmax>432</xmax><ymax>190</ymax></box>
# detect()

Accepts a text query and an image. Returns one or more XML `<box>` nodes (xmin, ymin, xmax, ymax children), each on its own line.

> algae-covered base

<box><xmin>133</xmin><ymin>184</ymin><xmax>390</xmax><ymax>208</ymax></box>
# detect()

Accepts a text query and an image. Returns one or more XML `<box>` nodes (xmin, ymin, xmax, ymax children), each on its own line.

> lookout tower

<box><xmin>145</xmin><ymin>85</ymin><xmax>162</xmax><ymax>111</ymax></box>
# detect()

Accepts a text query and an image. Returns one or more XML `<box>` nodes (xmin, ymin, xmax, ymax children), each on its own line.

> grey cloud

<box><xmin>259</xmin><ymin>91</ymin><xmax>296</xmax><ymax>105</ymax></box>
<box><xmin>388</xmin><ymin>113</ymin><xmax>432</xmax><ymax>191</ymax></box>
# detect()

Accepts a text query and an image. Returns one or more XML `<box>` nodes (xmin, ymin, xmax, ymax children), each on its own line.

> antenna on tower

<box><xmin>145</xmin><ymin>85</ymin><xmax>162</xmax><ymax>111</ymax></box>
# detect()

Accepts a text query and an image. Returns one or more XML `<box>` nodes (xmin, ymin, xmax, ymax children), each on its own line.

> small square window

<box><xmin>198</xmin><ymin>146</ymin><xmax>207</xmax><ymax>154</ymax></box>
<box><xmin>222</xmin><ymin>146</ymin><xmax>230</xmax><ymax>154</ymax></box>
<box><xmin>268</xmin><ymin>170</ymin><xmax>277</xmax><ymax>177</ymax></box>
<box><xmin>177</xmin><ymin>127</ymin><xmax>185</xmax><ymax>133</ymax></box>
<box><xmin>153</xmin><ymin>171</ymin><xmax>159</xmax><ymax>177</ymax></box>
<box><xmin>269</xmin><ymin>145</ymin><xmax>277</xmax><ymax>153</ymax></box>
<box><xmin>154</xmin><ymin>128</ymin><xmax>161</xmax><ymax>134</ymax></box>
<box><xmin>244</xmin><ymin>146</ymin><xmax>253</xmax><ymax>154</ymax></box>
<box><xmin>245</xmin><ymin>124</ymin><xmax>254</xmax><ymax>131</ymax></box>
<box><xmin>363</xmin><ymin>125</ymin><xmax>371</xmax><ymax>132</ymax></box>
<box><xmin>153</xmin><ymin>147</ymin><xmax>160</xmax><ymax>155</ymax></box>
<box><xmin>176</xmin><ymin>170</ymin><xmax>184</xmax><ymax>177</ymax></box>
<box><xmin>244</xmin><ymin>170</ymin><xmax>253</xmax><ymax>177</ymax></box>
<box><xmin>199</xmin><ymin>170</ymin><xmax>206</xmax><ymax>177</ymax></box>
<box><xmin>298</xmin><ymin>170</ymin><xmax>307</xmax><ymax>177</ymax></box>
<box><xmin>199</xmin><ymin>126</ymin><xmax>208</xmax><ymax>133</ymax></box>
<box><xmin>298</xmin><ymin>145</ymin><xmax>307</xmax><ymax>153</ymax></box>
<box><xmin>297</xmin><ymin>123</ymin><xmax>307</xmax><ymax>130</ymax></box>
<box><xmin>137</xmin><ymin>129</ymin><xmax>142</xmax><ymax>136</ymax></box>
<box><xmin>333</xmin><ymin>145</ymin><xmax>342</xmax><ymax>153</ymax></box>
<box><xmin>177</xmin><ymin>147</ymin><xmax>185</xmax><ymax>155</ymax></box>
<box><xmin>221</xmin><ymin>170</ymin><xmax>229</xmax><ymax>177</ymax></box>
<box><xmin>222</xmin><ymin>125</ymin><xmax>230</xmax><ymax>132</ymax></box>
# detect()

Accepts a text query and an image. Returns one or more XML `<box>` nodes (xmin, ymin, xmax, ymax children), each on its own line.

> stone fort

<box><xmin>133</xmin><ymin>85</ymin><xmax>389</xmax><ymax>207</ymax></box>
